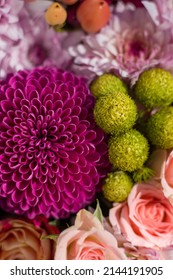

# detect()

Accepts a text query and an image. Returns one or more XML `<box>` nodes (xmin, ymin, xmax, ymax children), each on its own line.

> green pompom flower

<box><xmin>90</xmin><ymin>73</ymin><xmax>128</xmax><ymax>98</ymax></box>
<box><xmin>102</xmin><ymin>171</ymin><xmax>133</xmax><ymax>202</ymax></box>
<box><xmin>94</xmin><ymin>92</ymin><xmax>137</xmax><ymax>135</ymax></box>
<box><xmin>135</xmin><ymin>68</ymin><xmax>173</xmax><ymax>108</ymax></box>
<box><xmin>146</xmin><ymin>106</ymin><xmax>173</xmax><ymax>149</ymax></box>
<box><xmin>109</xmin><ymin>129</ymin><xmax>149</xmax><ymax>172</ymax></box>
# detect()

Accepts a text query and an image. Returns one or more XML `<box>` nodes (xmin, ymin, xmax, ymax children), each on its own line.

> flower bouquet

<box><xmin>0</xmin><ymin>0</ymin><xmax>173</xmax><ymax>260</ymax></box>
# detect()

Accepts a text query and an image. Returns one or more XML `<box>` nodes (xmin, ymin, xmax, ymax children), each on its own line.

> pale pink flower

<box><xmin>148</xmin><ymin>149</ymin><xmax>173</xmax><ymax>205</ymax></box>
<box><xmin>124</xmin><ymin>243</ymin><xmax>173</xmax><ymax>259</ymax></box>
<box><xmin>0</xmin><ymin>0</ymin><xmax>24</xmax><ymax>78</ymax></box>
<box><xmin>142</xmin><ymin>0</ymin><xmax>173</xmax><ymax>29</ymax></box>
<box><xmin>0</xmin><ymin>3</ymin><xmax>72</xmax><ymax>78</ymax></box>
<box><xmin>162</xmin><ymin>150</ymin><xmax>173</xmax><ymax>195</ymax></box>
<box><xmin>0</xmin><ymin>0</ymin><xmax>23</xmax><ymax>41</ymax></box>
<box><xmin>109</xmin><ymin>182</ymin><xmax>173</xmax><ymax>248</ymax></box>
<box><xmin>158</xmin><ymin>246</ymin><xmax>173</xmax><ymax>260</ymax></box>
<box><xmin>54</xmin><ymin>209</ymin><xmax>126</xmax><ymax>260</ymax></box>
<box><xmin>10</xmin><ymin>17</ymin><xmax>71</xmax><ymax>72</ymax></box>
<box><xmin>69</xmin><ymin>2</ymin><xmax>173</xmax><ymax>84</ymax></box>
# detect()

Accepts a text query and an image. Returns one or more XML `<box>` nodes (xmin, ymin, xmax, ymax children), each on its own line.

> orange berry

<box><xmin>77</xmin><ymin>0</ymin><xmax>110</xmax><ymax>33</ymax></box>
<box><xmin>44</xmin><ymin>2</ymin><xmax>67</xmax><ymax>26</ymax></box>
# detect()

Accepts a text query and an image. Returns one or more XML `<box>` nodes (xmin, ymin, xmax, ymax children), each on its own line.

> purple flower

<box><xmin>69</xmin><ymin>2</ymin><xmax>173</xmax><ymax>84</ymax></box>
<box><xmin>142</xmin><ymin>0</ymin><xmax>173</xmax><ymax>28</ymax></box>
<box><xmin>0</xmin><ymin>0</ymin><xmax>24</xmax><ymax>78</ymax></box>
<box><xmin>0</xmin><ymin>67</ymin><xmax>110</xmax><ymax>219</ymax></box>
<box><xmin>10</xmin><ymin>17</ymin><xmax>71</xmax><ymax>72</ymax></box>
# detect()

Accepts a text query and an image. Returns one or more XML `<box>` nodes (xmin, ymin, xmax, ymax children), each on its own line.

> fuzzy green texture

<box><xmin>94</xmin><ymin>92</ymin><xmax>137</xmax><ymax>135</ymax></box>
<box><xmin>146</xmin><ymin>107</ymin><xmax>173</xmax><ymax>149</ymax></box>
<box><xmin>90</xmin><ymin>73</ymin><xmax>128</xmax><ymax>98</ymax></box>
<box><xmin>109</xmin><ymin>129</ymin><xmax>149</xmax><ymax>172</ymax></box>
<box><xmin>102</xmin><ymin>171</ymin><xmax>133</xmax><ymax>202</ymax></box>
<box><xmin>132</xmin><ymin>167</ymin><xmax>155</xmax><ymax>183</ymax></box>
<box><xmin>135</xmin><ymin>68</ymin><xmax>173</xmax><ymax>108</ymax></box>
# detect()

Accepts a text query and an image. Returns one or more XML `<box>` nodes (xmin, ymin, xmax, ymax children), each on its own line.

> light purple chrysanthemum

<box><xmin>69</xmin><ymin>2</ymin><xmax>173</xmax><ymax>84</ymax></box>
<box><xmin>142</xmin><ymin>0</ymin><xmax>173</xmax><ymax>28</ymax></box>
<box><xmin>0</xmin><ymin>67</ymin><xmax>110</xmax><ymax>219</ymax></box>
<box><xmin>0</xmin><ymin>3</ymin><xmax>72</xmax><ymax>79</ymax></box>
<box><xmin>0</xmin><ymin>0</ymin><xmax>24</xmax><ymax>78</ymax></box>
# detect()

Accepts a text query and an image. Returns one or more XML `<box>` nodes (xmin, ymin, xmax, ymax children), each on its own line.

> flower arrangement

<box><xmin>1</xmin><ymin>0</ymin><xmax>173</xmax><ymax>260</ymax></box>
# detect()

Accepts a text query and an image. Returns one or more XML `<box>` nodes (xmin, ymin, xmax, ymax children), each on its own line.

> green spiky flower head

<box><xmin>135</xmin><ymin>68</ymin><xmax>173</xmax><ymax>108</ymax></box>
<box><xmin>94</xmin><ymin>92</ymin><xmax>137</xmax><ymax>135</ymax></box>
<box><xmin>146</xmin><ymin>106</ymin><xmax>173</xmax><ymax>149</ymax></box>
<box><xmin>90</xmin><ymin>73</ymin><xmax>128</xmax><ymax>98</ymax></box>
<box><xmin>109</xmin><ymin>129</ymin><xmax>149</xmax><ymax>172</ymax></box>
<box><xmin>102</xmin><ymin>171</ymin><xmax>133</xmax><ymax>202</ymax></box>
<box><xmin>132</xmin><ymin>167</ymin><xmax>155</xmax><ymax>183</ymax></box>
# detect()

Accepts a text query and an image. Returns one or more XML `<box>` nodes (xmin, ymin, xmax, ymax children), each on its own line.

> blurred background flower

<box><xmin>0</xmin><ymin>216</ymin><xmax>58</xmax><ymax>260</ymax></box>
<box><xmin>0</xmin><ymin>1</ymin><xmax>72</xmax><ymax>79</ymax></box>
<box><xmin>68</xmin><ymin>2</ymin><xmax>173</xmax><ymax>84</ymax></box>
<box><xmin>0</xmin><ymin>0</ymin><xmax>24</xmax><ymax>78</ymax></box>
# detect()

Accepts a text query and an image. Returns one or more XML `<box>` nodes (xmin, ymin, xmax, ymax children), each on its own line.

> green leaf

<box><xmin>93</xmin><ymin>199</ymin><xmax>103</xmax><ymax>224</ymax></box>
<box><xmin>40</xmin><ymin>234</ymin><xmax>59</xmax><ymax>241</ymax></box>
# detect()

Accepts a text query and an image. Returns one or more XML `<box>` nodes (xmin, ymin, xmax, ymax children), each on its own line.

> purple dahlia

<box><xmin>0</xmin><ymin>67</ymin><xmax>110</xmax><ymax>219</ymax></box>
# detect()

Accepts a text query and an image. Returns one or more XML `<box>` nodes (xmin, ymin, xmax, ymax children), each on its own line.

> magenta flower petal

<box><xmin>0</xmin><ymin>67</ymin><xmax>110</xmax><ymax>219</ymax></box>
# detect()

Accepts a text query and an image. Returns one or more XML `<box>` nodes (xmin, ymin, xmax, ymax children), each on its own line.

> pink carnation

<box><xmin>69</xmin><ymin>2</ymin><xmax>173</xmax><ymax>84</ymax></box>
<box><xmin>109</xmin><ymin>182</ymin><xmax>173</xmax><ymax>248</ymax></box>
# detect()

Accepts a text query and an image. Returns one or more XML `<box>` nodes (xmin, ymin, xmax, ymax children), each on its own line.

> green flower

<box><xmin>109</xmin><ymin>129</ymin><xmax>149</xmax><ymax>172</ymax></box>
<box><xmin>135</xmin><ymin>68</ymin><xmax>173</xmax><ymax>108</ymax></box>
<box><xmin>90</xmin><ymin>73</ymin><xmax>128</xmax><ymax>98</ymax></box>
<box><xmin>102</xmin><ymin>171</ymin><xmax>133</xmax><ymax>202</ymax></box>
<box><xmin>94</xmin><ymin>92</ymin><xmax>137</xmax><ymax>135</ymax></box>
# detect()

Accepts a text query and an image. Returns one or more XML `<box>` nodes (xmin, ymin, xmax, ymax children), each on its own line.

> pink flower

<box><xmin>54</xmin><ymin>209</ymin><xmax>126</xmax><ymax>260</ymax></box>
<box><xmin>0</xmin><ymin>0</ymin><xmax>23</xmax><ymax>41</ymax></box>
<box><xmin>142</xmin><ymin>0</ymin><xmax>173</xmax><ymax>28</ymax></box>
<box><xmin>10</xmin><ymin>18</ymin><xmax>71</xmax><ymax>72</ymax></box>
<box><xmin>69</xmin><ymin>2</ymin><xmax>173</xmax><ymax>84</ymax></box>
<box><xmin>0</xmin><ymin>3</ymin><xmax>72</xmax><ymax>78</ymax></box>
<box><xmin>0</xmin><ymin>0</ymin><xmax>24</xmax><ymax>78</ymax></box>
<box><xmin>148</xmin><ymin>149</ymin><xmax>173</xmax><ymax>205</ymax></box>
<box><xmin>109</xmin><ymin>182</ymin><xmax>173</xmax><ymax>248</ymax></box>
<box><xmin>162</xmin><ymin>150</ymin><xmax>173</xmax><ymax>193</ymax></box>
<box><xmin>0</xmin><ymin>216</ymin><xmax>59</xmax><ymax>260</ymax></box>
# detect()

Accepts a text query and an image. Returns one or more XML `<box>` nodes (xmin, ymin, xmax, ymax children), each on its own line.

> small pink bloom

<box><xmin>109</xmin><ymin>182</ymin><xmax>173</xmax><ymax>248</ymax></box>
<box><xmin>54</xmin><ymin>209</ymin><xmax>126</xmax><ymax>260</ymax></box>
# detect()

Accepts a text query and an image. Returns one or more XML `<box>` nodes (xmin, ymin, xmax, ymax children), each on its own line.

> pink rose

<box><xmin>161</xmin><ymin>150</ymin><xmax>173</xmax><ymax>202</ymax></box>
<box><xmin>0</xmin><ymin>217</ymin><xmax>58</xmax><ymax>260</ymax></box>
<box><xmin>148</xmin><ymin>149</ymin><xmax>173</xmax><ymax>204</ymax></box>
<box><xmin>54</xmin><ymin>209</ymin><xmax>126</xmax><ymax>260</ymax></box>
<box><xmin>109</xmin><ymin>182</ymin><xmax>173</xmax><ymax>248</ymax></box>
